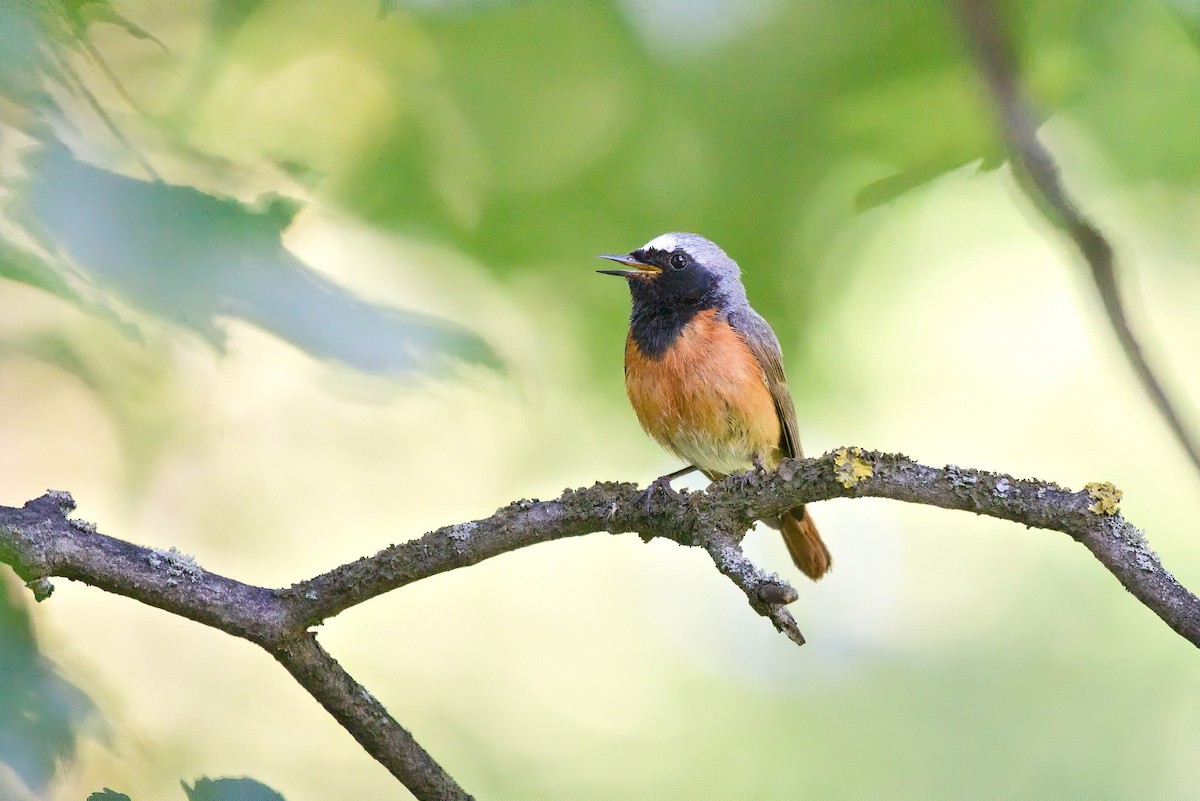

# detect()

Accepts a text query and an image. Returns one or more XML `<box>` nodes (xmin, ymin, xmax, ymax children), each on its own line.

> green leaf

<box><xmin>68</xmin><ymin>0</ymin><xmax>168</xmax><ymax>51</ymax></box>
<box><xmin>0</xmin><ymin>580</ymin><xmax>99</xmax><ymax>793</ymax></box>
<box><xmin>181</xmin><ymin>777</ymin><xmax>287</xmax><ymax>801</ymax></box>
<box><xmin>0</xmin><ymin>239</ymin><xmax>80</xmax><ymax>302</ymax></box>
<box><xmin>19</xmin><ymin>140</ymin><xmax>501</xmax><ymax>376</ymax></box>
<box><xmin>87</xmin><ymin>790</ymin><xmax>132</xmax><ymax>801</ymax></box>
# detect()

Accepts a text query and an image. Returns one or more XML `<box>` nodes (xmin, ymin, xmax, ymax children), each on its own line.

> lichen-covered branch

<box><xmin>271</xmin><ymin>634</ymin><xmax>472</xmax><ymax>800</ymax></box>
<box><xmin>955</xmin><ymin>0</ymin><xmax>1200</xmax><ymax>478</ymax></box>
<box><xmin>1</xmin><ymin>448</ymin><xmax>1197</xmax><ymax>800</ymax></box>
<box><xmin>0</xmin><ymin>492</ymin><xmax>468</xmax><ymax>801</ymax></box>
<box><xmin>701</xmin><ymin>530</ymin><xmax>805</xmax><ymax>646</ymax></box>
<box><xmin>281</xmin><ymin>447</ymin><xmax>1198</xmax><ymax>647</ymax></box>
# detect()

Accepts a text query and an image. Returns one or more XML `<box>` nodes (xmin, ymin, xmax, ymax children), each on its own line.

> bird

<box><xmin>598</xmin><ymin>232</ymin><xmax>831</xmax><ymax>580</ymax></box>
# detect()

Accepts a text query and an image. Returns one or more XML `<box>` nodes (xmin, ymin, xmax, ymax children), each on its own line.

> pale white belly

<box><xmin>658</xmin><ymin>419</ymin><xmax>765</xmax><ymax>476</ymax></box>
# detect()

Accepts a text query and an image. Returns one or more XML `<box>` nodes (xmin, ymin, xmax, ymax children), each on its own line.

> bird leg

<box><xmin>661</xmin><ymin>464</ymin><xmax>700</xmax><ymax>482</ymax></box>
<box><xmin>738</xmin><ymin>453</ymin><xmax>768</xmax><ymax>492</ymax></box>
<box><xmin>638</xmin><ymin>464</ymin><xmax>697</xmax><ymax>516</ymax></box>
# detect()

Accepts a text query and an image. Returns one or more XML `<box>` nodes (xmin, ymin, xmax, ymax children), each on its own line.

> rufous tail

<box><xmin>781</xmin><ymin>506</ymin><xmax>831</xmax><ymax>581</ymax></box>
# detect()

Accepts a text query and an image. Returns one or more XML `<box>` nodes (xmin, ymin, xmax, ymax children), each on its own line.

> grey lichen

<box><xmin>994</xmin><ymin>478</ymin><xmax>1010</xmax><ymax>498</ymax></box>
<box><xmin>946</xmin><ymin>466</ymin><xmax>978</xmax><ymax>489</ymax></box>
<box><xmin>707</xmin><ymin>540</ymin><xmax>763</xmax><ymax>589</ymax></box>
<box><xmin>69</xmin><ymin>518</ymin><xmax>98</xmax><ymax>534</ymax></box>
<box><xmin>147</xmin><ymin>546</ymin><xmax>203</xmax><ymax>585</ymax></box>
<box><xmin>26</xmin><ymin>577</ymin><xmax>54</xmax><ymax>602</ymax></box>
<box><xmin>45</xmin><ymin>489</ymin><xmax>76</xmax><ymax>513</ymax></box>
<box><xmin>1134</xmin><ymin>547</ymin><xmax>1160</xmax><ymax>572</ymax></box>
<box><xmin>776</xmin><ymin>459</ymin><xmax>797</xmax><ymax>482</ymax></box>
<box><xmin>712</xmin><ymin>544</ymin><xmax>742</xmax><ymax>574</ymax></box>
<box><xmin>447</xmin><ymin>522</ymin><xmax>477</xmax><ymax>542</ymax></box>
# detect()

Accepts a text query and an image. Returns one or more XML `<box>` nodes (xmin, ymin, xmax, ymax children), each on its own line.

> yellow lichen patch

<box><xmin>1085</xmin><ymin>481</ymin><xmax>1123</xmax><ymax>515</ymax></box>
<box><xmin>833</xmin><ymin>447</ymin><xmax>874</xmax><ymax>489</ymax></box>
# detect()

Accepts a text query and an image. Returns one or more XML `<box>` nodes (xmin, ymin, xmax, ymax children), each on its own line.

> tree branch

<box><xmin>0</xmin><ymin>492</ymin><xmax>469</xmax><ymax>800</ymax></box>
<box><xmin>2</xmin><ymin>449</ymin><xmax>1197</xmax><ymax>798</ymax></box>
<box><xmin>271</xmin><ymin>634</ymin><xmax>471</xmax><ymax>800</ymax></box>
<box><xmin>283</xmin><ymin>449</ymin><xmax>1198</xmax><ymax>647</ymax></box>
<box><xmin>954</xmin><ymin>0</ymin><xmax>1200</xmax><ymax>479</ymax></box>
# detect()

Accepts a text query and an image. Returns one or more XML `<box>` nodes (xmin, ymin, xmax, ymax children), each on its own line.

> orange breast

<box><xmin>624</xmin><ymin>308</ymin><xmax>781</xmax><ymax>476</ymax></box>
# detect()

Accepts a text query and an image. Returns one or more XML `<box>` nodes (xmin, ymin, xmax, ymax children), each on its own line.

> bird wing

<box><xmin>727</xmin><ymin>307</ymin><xmax>801</xmax><ymax>459</ymax></box>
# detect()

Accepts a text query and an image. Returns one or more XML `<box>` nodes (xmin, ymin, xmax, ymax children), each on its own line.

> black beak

<box><xmin>596</xmin><ymin>252</ymin><xmax>661</xmax><ymax>277</ymax></box>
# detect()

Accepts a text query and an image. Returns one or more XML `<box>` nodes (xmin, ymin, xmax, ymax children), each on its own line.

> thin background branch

<box><xmin>954</xmin><ymin>0</ymin><xmax>1200</xmax><ymax>478</ymax></box>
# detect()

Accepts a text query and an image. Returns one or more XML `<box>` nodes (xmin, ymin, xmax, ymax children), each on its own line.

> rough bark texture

<box><xmin>2</xmin><ymin>449</ymin><xmax>1197</xmax><ymax>798</ymax></box>
<box><xmin>271</xmin><ymin>634</ymin><xmax>472</xmax><ymax>800</ymax></box>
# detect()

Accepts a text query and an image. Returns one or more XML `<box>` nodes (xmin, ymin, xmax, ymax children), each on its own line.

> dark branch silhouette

<box><xmin>955</xmin><ymin>0</ymin><xmax>1200</xmax><ymax>478</ymax></box>
<box><xmin>2</xmin><ymin>449</ymin><xmax>1197</xmax><ymax>799</ymax></box>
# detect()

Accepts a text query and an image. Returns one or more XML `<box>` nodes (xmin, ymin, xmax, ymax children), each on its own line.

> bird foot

<box><xmin>737</xmin><ymin>455</ymin><xmax>768</xmax><ymax>492</ymax></box>
<box><xmin>638</xmin><ymin>474</ymin><xmax>680</xmax><ymax>516</ymax></box>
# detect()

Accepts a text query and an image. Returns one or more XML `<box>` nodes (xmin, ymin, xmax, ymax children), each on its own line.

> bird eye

<box><xmin>669</xmin><ymin>252</ymin><xmax>688</xmax><ymax>270</ymax></box>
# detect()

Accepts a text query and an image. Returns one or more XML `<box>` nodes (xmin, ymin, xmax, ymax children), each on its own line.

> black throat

<box><xmin>627</xmin><ymin>282</ymin><xmax>718</xmax><ymax>360</ymax></box>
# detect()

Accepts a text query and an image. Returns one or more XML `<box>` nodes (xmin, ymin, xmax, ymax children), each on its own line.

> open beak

<box><xmin>596</xmin><ymin>252</ymin><xmax>661</xmax><ymax>278</ymax></box>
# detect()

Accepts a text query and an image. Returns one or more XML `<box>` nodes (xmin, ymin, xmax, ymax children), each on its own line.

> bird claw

<box><xmin>638</xmin><ymin>475</ymin><xmax>680</xmax><ymax>515</ymax></box>
<box><xmin>737</xmin><ymin>456</ymin><xmax>768</xmax><ymax>492</ymax></box>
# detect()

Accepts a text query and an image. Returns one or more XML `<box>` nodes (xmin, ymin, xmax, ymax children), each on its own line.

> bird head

<box><xmin>597</xmin><ymin>232</ymin><xmax>745</xmax><ymax>309</ymax></box>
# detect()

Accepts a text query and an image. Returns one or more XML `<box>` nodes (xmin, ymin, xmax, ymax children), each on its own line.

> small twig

<box><xmin>954</xmin><ymin>0</ymin><xmax>1200</xmax><ymax>478</ymax></box>
<box><xmin>702</xmin><ymin>530</ymin><xmax>805</xmax><ymax>646</ymax></box>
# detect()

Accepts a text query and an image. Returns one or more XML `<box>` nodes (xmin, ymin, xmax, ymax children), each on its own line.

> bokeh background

<box><xmin>1</xmin><ymin>1</ymin><xmax>1199</xmax><ymax>799</ymax></box>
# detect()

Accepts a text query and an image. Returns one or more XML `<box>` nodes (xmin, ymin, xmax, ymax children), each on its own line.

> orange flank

<box><xmin>624</xmin><ymin>308</ymin><xmax>782</xmax><ymax>477</ymax></box>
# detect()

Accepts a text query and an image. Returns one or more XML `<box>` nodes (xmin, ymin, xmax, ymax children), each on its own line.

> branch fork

<box><xmin>2</xmin><ymin>448</ymin><xmax>1197</xmax><ymax>801</ymax></box>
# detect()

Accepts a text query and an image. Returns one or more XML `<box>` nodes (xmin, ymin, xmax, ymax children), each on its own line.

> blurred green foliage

<box><xmin>85</xmin><ymin>777</ymin><xmax>286</xmax><ymax>801</ymax></box>
<box><xmin>0</xmin><ymin>0</ymin><xmax>1198</xmax><ymax>798</ymax></box>
<box><xmin>20</xmin><ymin>140</ymin><xmax>498</xmax><ymax>373</ymax></box>
<box><xmin>0</xmin><ymin>579</ymin><xmax>96</xmax><ymax>795</ymax></box>
<box><xmin>87</xmin><ymin>791</ymin><xmax>132</xmax><ymax>801</ymax></box>
<box><xmin>4</xmin><ymin>0</ymin><xmax>1198</xmax><ymax>373</ymax></box>
<box><xmin>181</xmin><ymin>776</ymin><xmax>287</xmax><ymax>801</ymax></box>
<box><xmin>2</xmin><ymin>1</ymin><xmax>500</xmax><ymax>382</ymax></box>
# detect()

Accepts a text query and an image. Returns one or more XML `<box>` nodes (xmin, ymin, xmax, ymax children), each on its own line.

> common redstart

<box><xmin>599</xmin><ymin>232</ymin><xmax>831</xmax><ymax>580</ymax></box>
